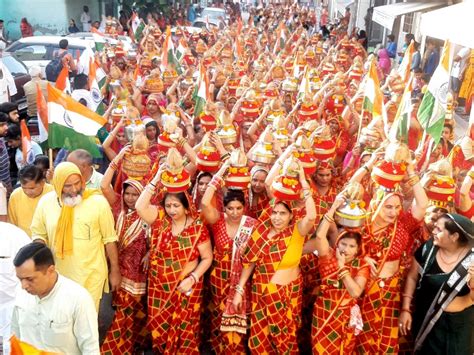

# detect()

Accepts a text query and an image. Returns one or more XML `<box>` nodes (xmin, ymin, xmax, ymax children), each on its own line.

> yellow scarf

<box><xmin>52</xmin><ymin>162</ymin><xmax>98</xmax><ymax>259</ymax></box>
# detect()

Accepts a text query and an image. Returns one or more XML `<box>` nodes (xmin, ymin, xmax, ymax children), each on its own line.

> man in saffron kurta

<box><xmin>30</xmin><ymin>162</ymin><xmax>120</xmax><ymax>310</ymax></box>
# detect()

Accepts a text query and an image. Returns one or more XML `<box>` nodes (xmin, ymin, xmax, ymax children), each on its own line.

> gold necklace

<box><xmin>438</xmin><ymin>247</ymin><xmax>465</xmax><ymax>265</ymax></box>
<box><xmin>172</xmin><ymin>215</ymin><xmax>188</xmax><ymax>237</ymax></box>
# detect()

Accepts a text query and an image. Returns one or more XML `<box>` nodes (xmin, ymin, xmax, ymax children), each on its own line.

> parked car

<box><xmin>67</xmin><ymin>32</ymin><xmax>134</xmax><ymax>51</ymax></box>
<box><xmin>192</xmin><ymin>18</ymin><xmax>225</xmax><ymax>30</ymax></box>
<box><xmin>1</xmin><ymin>52</ymin><xmax>31</xmax><ymax>115</ymax></box>
<box><xmin>201</xmin><ymin>7</ymin><xmax>228</xmax><ymax>24</ymax></box>
<box><xmin>5</xmin><ymin>36</ymin><xmax>95</xmax><ymax>73</ymax></box>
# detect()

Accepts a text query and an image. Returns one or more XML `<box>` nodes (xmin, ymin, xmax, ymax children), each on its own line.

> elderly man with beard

<box><xmin>30</xmin><ymin>162</ymin><xmax>120</xmax><ymax>310</ymax></box>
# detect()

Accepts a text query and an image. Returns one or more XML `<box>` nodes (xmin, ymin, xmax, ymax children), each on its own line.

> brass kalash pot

<box><xmin>122</xmin><ymin>107</ymin><xmax>151</xmax><ymax>180</ymax></box>
<box><xmin>335</xmin><ymin>182</ymin><xmax>367</xmax><ymax>228</ymax></box>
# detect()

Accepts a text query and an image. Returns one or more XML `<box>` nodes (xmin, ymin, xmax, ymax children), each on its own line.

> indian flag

<box><xmin>10</xmin><ymin>335</ymin><xmax>58</xmax><ymax>355</ymax></box>
<box><xmin>362</xmin><ymin>58</ymin><xmax>384</xmax><ymax>119</ymax></box>
<box><xmin>55</xmin><ymin>66</ymin><xmax>71</xmax><ymax>95</ymax></box>
<box><xmin>398</xmin><ymin>40</ymin><xmax>415</xmax><ymax>84</ymax></box>
<box><xmin>176</xmin><ymin>37</ymin><xmax>188</xmax><ymax>61</ymax></box>
<box><xmin>389</xmin><ymin>74</ymin><xmax>413</xmax><ymax>143</ymax></box>
<box><xmin>161</xmin><ymin>26</ymin><xmax>182</xmax><ymax>74</ymax></box>
<box><xmin>90</xmin><ymin>27</ymin><xmax>106</xmax><ymax>51</ymax></box>
<box><xmin>292</xmin><ymin>54</ymin><xmax>300</xmax><ymax>78</ymax></box>
<box><xmin>273</xmin><ymin>22</ymin><xmax>287</xmax><ymax>54</ymax></box>
<box><xmin>47</xmin><ymin>84</ymin><xmax>106</xmax><ymax>157</ymax></box>
<box><xmin>88</xmin><ymin>58</ymin><xmax>106</xmax><ymax>114</ymax></box>
<box><xmin>36</xmin><ymin>83</ymin><xmax>48</xmax><ymax>146</ymax></box>
<box><xmin>417</xmin><ymin>40</ymin><xmax>452</xmax><ymax>144</ymax></box>
<box><xmin>20</xmin><ymin>120</ymin><xmax>36</xmax><ymax>165</ymax></box>
<box><xmin>193</xmin><ymin>62</ymin><xmax>210</xmax><ymax>118</ymax></box>
<box><xmin>130</xmin><ymin>12</ymin><xmax>145</xmax><ymax>43</ymax></box>
<box><xmin>297</xmin><ymin>65</ymin><xmax>310</xmax><ymax>100</ymax></box>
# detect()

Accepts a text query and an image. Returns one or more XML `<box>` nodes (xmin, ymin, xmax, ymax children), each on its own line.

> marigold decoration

<box><xmin>371</xmin><ymin>142</ymin><xmax>410</xmax><ymax>191</ymax></box>
<box><xmin>294</xmin><ymin>135</ymin><xmax>317</xmax><ymax>175</ymax></box>
<box><xmin>160</xmin><ymin>148</ymin><xmax>191</xmax><ymax>192</ymax></box>
<box><xmin>196</xmin><ymin>134</ymin><xmax>221</xmax><ymax>172</ymax></box>
<box><xmin>335</xmin><ymin>182</ymin><xmax>367</xmax><ymax>228</ymax></box>
<box><xmin>272</xmin><ymin>156</ymin><xmax>303</xmax><ymax>201</ymax></box>
<box><xmin>225</xmin><ymin>149</ymin><xmax>251</xmax><ymax>190</ymax></box>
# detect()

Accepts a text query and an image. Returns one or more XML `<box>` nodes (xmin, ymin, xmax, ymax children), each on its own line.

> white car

<box><xmin>5</xmin><ymin>36</ymin><xmax>95</xmax><ymax>72</ymax></box>
<box><xmin>67</xmin><ymin>32</ymin><xmax>134</xmax><ymax>51</ymax></box>
<box><xmin>201</xmin><ymin>7</ymin><xmax>228</xmax><ymax>23</ymax></box>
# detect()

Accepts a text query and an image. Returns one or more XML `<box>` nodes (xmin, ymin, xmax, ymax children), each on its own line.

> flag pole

<box><xmin>48</xmin><ymin>148</ymin><xmax>53</xmax><ymax>171</ymax></box>
<box><xmin>356</xmin><ymin>107</ymin><xmax>365</xmax><ymax>144</ymax></box>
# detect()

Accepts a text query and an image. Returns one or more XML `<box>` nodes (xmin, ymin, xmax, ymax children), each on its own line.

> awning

<box><xmin>420</xmin><ymin>2</ymin><xmax>474</xmax><ymax>48</ymax></box>
<box><xmin>336</xmin><ymin>0</ymin><xmax>355</xmax><ymax>15</ymax></box>
<box><xmin>373</xmin><ymin>1</ymin><xmax>444</xmax><ymax>31</ymax></box>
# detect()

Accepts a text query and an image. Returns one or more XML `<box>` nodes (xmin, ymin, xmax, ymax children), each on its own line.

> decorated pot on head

<box><xmin>272</xmin><ymin>115</ymin><xmax>290</xmax><ymax>149</ymax></box>
<box><xmin>298</xmin><ymin>94</ymin><xmax>319</xmax><ymax>123</ymax></box>
<box><xmin>271</xmin><ymin>59</ymin><xmax>286</xmax><ymax>81</ymax></box>
<box><xmin>422</xmin><ymin>159</ymin><xmax>456</xmax><ymax>208</ymax></box>
<box><xmin>123</xmin><ymin>106</ymin><xmax>142</xmax><ymax>142</ymax></box>
<box><xmin>282</xmin><ymin>77</ymin><xmax>298</xmax><ymax>93</ymax></box>
<box><xmin>293</xmin><ymin>135</ymin><xmax>317</xmax><ymax>176</ymax></box>
<box><xmin>240</xmin><ymin>89</ymin><xmax>261</xmax><ymax>120</ymax></box>
<box><xmin>335</xmin><ymin>182</ymin><xmax>367</xmax><ymax>228</ymax></box>
<box><xmin>144</xmin><ymin>69</ymin><xmax>164</xmax><ymax>94</ymax></box>
<box><xmin>266</xmin><ymin>99</ymin><xmax>286</xmax><ymax>125</ymax></box>
<box><xmin>162</xmin><ymin>66</ymin><xmax>179</xmax><ymax>88</ymax></box>
<box><xmin>249</xmin><ymin>127</ymin><xmax>276</xmax><ymax>165</ymax></box>
<box><xmin>216</xmin><ymin>111</ymin><xmax>237</xmax><ymax>145</ymax></box>
<box><xmin>122</xmin><ymin>123</ymin><xmax>151</xmax><ymax>180</ymax></box>
<box><xmin>160</xmin><ymin>148</ymin><xmax>191</xmax><ymax>193</ymax></box>
<box><xmin>225</xmin><ymin>149</ymin><xmax>251</xmax><ymax>190</ymax></box>
<box><xmin>311</xmin><ymin>125</ymin><xmax>337</xmax><ymax>162</ymax></box>
<box><xmin>371</xmin><ymin>141</ymin><xmax>410</xmax><ymax>192</ymax></box>
<box><xmin>199</xmin><ymin>102</ymin><xmax>218</xmax><ymax>132</ymax></box>
<box><xmin>157</xmin><ymin>114</ymin><xmax>179</xmax><ymax>153</ymax></box>
<box><xmin>272</xmin><ymin>156</ymin><xmax>303</xmax><ymax>201</ymax></box>
<box><xmin>196</xmin><ymin>134</ymin><xmax>221</xmax><ymax>173</ymax></box>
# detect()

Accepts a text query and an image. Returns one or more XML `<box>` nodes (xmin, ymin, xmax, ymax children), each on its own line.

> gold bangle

<box><xmin>468</xmin><ymin>171</ymin><xmax>474</xmax><ymax>180</ymax></box>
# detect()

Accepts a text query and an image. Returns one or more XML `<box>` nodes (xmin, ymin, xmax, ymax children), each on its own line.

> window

<box><xmin>1</xmin><ymin>55</ymin><xmax>28</xmax><ymax>77</ymax></box>
<box><xmin>13</xmin><ymin>44</ymin><xmax>48</xmax><ymax>61</ymax></box>
<box><xmin>402</xmin><ymin>12</ymin><xmax>414</xmax><ymax>34</ymax></box>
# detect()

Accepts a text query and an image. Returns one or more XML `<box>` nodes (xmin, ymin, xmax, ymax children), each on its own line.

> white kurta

<box><xmin>0</xmin><ymin>222</ymin><xmax>31</xmax><ymax>355</ymax></box>
<box><xmin>11</xmin><ymin>274</ymin><xmax>100</xmax><ymax>354</ymax></box>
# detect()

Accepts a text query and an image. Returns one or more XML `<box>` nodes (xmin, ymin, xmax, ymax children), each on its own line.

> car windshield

<box><xmin>1</xmin><ymin>55</ymin><xmax>28</xmax><ymax>76</ymax></box>
<box><xmin>201</xmin><ymin>9</ymin><xmax>225</xmax><ymax>20</ymax></box>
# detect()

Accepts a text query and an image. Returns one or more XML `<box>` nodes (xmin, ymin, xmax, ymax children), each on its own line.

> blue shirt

<box><xmin>386</xmin><ymin>41</ymin><xmax>397</xmax><ymax>59</ymax></box>
<box><xmin>424</xmin><ymin>49</ymin><xmax>439</xmax><ymax>76</ymax></box>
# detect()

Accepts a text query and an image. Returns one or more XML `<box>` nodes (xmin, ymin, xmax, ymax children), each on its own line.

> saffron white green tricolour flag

<box><xmin>161</xmin><ymin>26</ymin><xmax>183</xmax><ymax>75</ymax></box>
<box><xmin>193</xmin><ymin>62</ymin><xmax>210</xmax><ymax>118</ymax></box>
<box><xmin>389</xmin><ymin>74</ymin><xmax>413</xmax><ymax>143</ymax></box>
<box><xmin>417</xmin><ymin>40</ymin><xmax>452</xmax><ymax>144</ymax></box>
<box><xmin>36</xmin><ymin>83</ymin><xmax>49</xmax><ymax>147</ymax></box>
<box><xmin>130</xmin><ymin>12</ymin><xmax>145</xmax><ymax>43</ymax></box>
<box><xmin>88</xmin><ymin>58</ymin><xmax>106</xmax><ymax>114</ymax></box>
<box><xmin>176</xmin><ymin>37</ymin><xmax>188</xmax><ymax>61</ymax></box>
<box><xmin>297</xmin><ymin>66</ymin><xmax>310</xmax><ymax>100</ymax></box>
<box><xmin>47</xmin><ymin>83</ymin><xmax>106</xmax><ymax>157</ymax></box>
<box><xmin>362</xmin><ymin>57</ymin><xmax>384</xmax><ymax>119</ymax></box>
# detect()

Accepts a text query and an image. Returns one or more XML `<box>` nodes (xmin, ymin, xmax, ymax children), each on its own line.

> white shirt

<box><xmin>0</xmin><ymin>60</ymin><xmax>18</xmax><ymax>103</ymax></box>
<box><xmin>80</xmin><ymin>12</ymin><xmax>91</xmax><ymax>32</ymax></box>
<box><xmin>86</xmin><ymin>168</ymin><xmax>103</xmax><ymax>190</ymax></box>
<box><xmin>11</xmin><ymin>274</ymin><xmax>99</xmax><ymax>355</ymax></box>
<box><xmin>71</xmin><ymin>89</ymin><xmax>93</xmax><ymax>109</ymax></box>
<box><xmin>0</xmin><ymin>222</ymin><xmax>30</xmax><ymax>355</ymax></box>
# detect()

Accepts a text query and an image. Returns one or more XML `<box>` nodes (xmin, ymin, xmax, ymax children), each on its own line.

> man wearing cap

<box><xmin>22</xmin><ymin>65</ymin><xmax>48</xmax><ymax>120</ymax></box>
<box><xmin>30</xmin><ymin>162</ymin><xmax>120</xmax><ymax>310</ymax></box>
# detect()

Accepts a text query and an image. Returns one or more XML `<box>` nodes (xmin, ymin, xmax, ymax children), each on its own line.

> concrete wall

<box><xmin>0</xmin><ymin>0</ymin><xmax>101</xmax><ymax>41</ymax></box>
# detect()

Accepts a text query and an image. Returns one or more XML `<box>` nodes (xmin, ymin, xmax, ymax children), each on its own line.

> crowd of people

<box><xmin>1</xmin><ymin>2</ymin><xmax>474</xmax><ymax>355</ymax></box>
